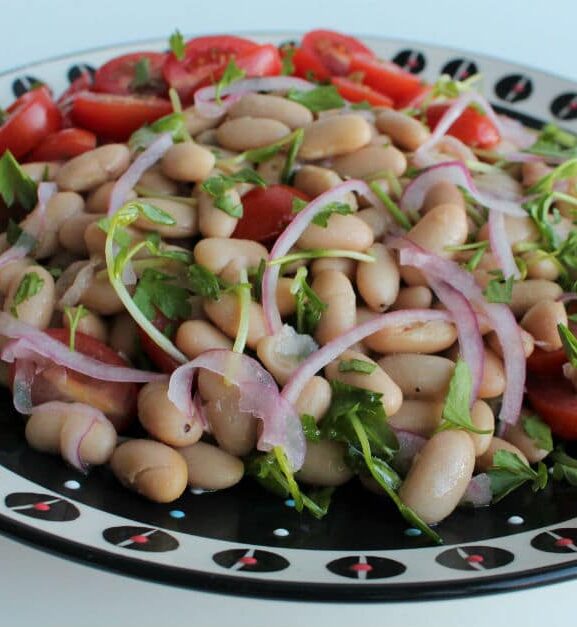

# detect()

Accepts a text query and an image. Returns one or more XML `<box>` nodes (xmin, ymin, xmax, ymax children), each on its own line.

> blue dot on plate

<box><xmin>284</xmin><ymin>499</ymin><xmax>295</xmax><ymax>508</ymax></box>
<box><xmin>404</xmin><ymin>528</ymin><xmax>422</xmax><ymax>537</ymax></box>
<box><xmin>169</xmin><ymin>510</ymin><xmax>185</xmax><ymax>519</ymax></box>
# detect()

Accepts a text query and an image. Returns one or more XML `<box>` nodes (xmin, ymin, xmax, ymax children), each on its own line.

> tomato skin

<box><xmin>163</xmin><ymin>35</ymin><xmax>259</xmax><ymax>102</ymax></box>
<box><xmin>526</xmin><ymin>374</ymin><xmax>577</xmax><ymax>440</ymax></box>
<box><xmin>0</xmin><ymin>87</ymin><xmax>62</xmax><ymax>159</ymax></box>
<box><xmin>231</xmin><ymin>44</ymin><xmax>282</xmax><ymax>80</ymax></box>
<box><xmin>232</xmin><ymin>184</ymin><xmax>310</xmax><ymax>246</ymax></box>
<box><xmin>331</xmin><ymin>77</ymin><xmax>393</xmax><ymax>107</ymax></box>
<box><xmin>300</xmin><ymin>29</ymin><xmax>374</xmax><ymax>76</ymax></box>
<box><xmin>426</xmin><ymin>103</ymin><xmax>501</xmax><ymax>149</ymax></box>
<box><xmin>348</xmin><ymin>53</ymin><xmax>426</xmax><ymax>109</ymax></box>
<box><xmin>292</xmin><ymin>46</ymin><xmax>333</xmax><ymax>81</ymax></box>
<box><xmin>136</xmin><ymin>311</ymin><xmax>182</xmax><ymax>374</ymax></box>
<box><xmin>93</xmin><ymin>52</ymin><xmax>168</xmax><ymax>96</ymax></box>
<box><xmin>526</xmin><ymin>347</ymin><xmax>567</xmax><ymax>377</ymax></box>
<box><xmin>27</xmin><ymin>128</ymin><xmax>97</xmax><ymax>162</ymax></box>
<box><xmin>69</xmin><ymin>91</ymin><xmax>172</xmax><ymax>141</ymax></box>
<box><xmin>10</xmin><ymin>328</ymin><xmax>138</xmax><ymax>432</ymax></box>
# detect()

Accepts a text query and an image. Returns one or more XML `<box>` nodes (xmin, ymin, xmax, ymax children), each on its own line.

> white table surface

<box><xmin>1</xmin><ymin>1</ymin><xmax>577</xmax><ymax>625</ymax></box>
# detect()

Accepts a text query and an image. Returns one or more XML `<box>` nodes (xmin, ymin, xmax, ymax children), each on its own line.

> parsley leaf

<box><xmin>287</xmin><ymin>85</ymin><xmax>345</xmax><ymax>112</ymax></box>
<box><xmin>169</xmin><ymin>29</ymin><xmax>186</xmax><ymax>61</ymax></box>
<box><xmin>215</xmin><ymin>59</ymin><xmax>246</xmax><ymax>104</ymax></box>
<box><xmin>552</xmin><ymin>447</ymin><xmax>577</xmax><ymax>486</ymax></box>
<box><xmin>301</xmin><ymin>414</ymin><xmax>321</xmax><ymax>442</ymax></box>
<box><xmin>10</xmin><ymin>271</ymin><xmax>44</xmax><ymax>317</ymax></box>
<box><xmin>133</xmin><ymin>268</ymin><xmax>191</xmax><ymax>322</ymax></box>
<box><xmin>338</xmin><ymin>359</ymin><xmax>377</xmax><ymax>375</ymax></box>
<box><xmin>281</xmin><ymin>47</ymin><xmax>296</xmax><ymax>76</ymax></box>
<box><xmin>559</xmin><ymin>323</ymin><xmax>577</xmax><ymax>368</ymax></box>
<box><xmin>527</xmin><ymin>124</ymin><xmax>577</xmax><ymax>161</ymax></box>
<box><xmin>350</xmin><ymin>100</ymin><xmax>372</xmax><ymax>110</ymax></box>
<box><xmin>0</xmin><ymin>150</ymin><xmax>37</xmax><ymax>210</ymax></box>
<box><xmin>438</xmin><ymin>360</ymin><xmax>491</xmax><ymax>434</ymax></box>
<box><xmin>291</xmin><ymin>197</ymin><xmax>354</xmax><ymax>227</ymax></box>
<box><xmin>281</xmin><ymin>127</ymin><xmax>304</xmax><ymax>184</ymax></box>
<box><xmin>219</xmin><ymin>129</ymin><xmax>302</xmax><ymax>167</ymax></box>
<box><xmin>290</xmin><ymin>266</ymin><xmax>327</xmax><ymax>335</ymax></box>
<box><xmin>130</xmin><ymin>57</ymin><xmax>152</xmax><ymax>90</ymax></box>
<box><xmin>200</xmin><ymin>168</ymin><xmax>265</xmax><ymax>217</ymax></box>
<box><xmin>369</xmin><ymin>181</ymin><xmax>412</xmax><ymax>230</ymax></box>
<box><xmin>487</xmin><ymin>450</ymin><xmax>548</xmax><ymax>502</ymax></box>
<box><xmin>522</xmin><ymin>415</ymin><xmax>553</xmax><ymax>453</ymax></box>
<box><xmin>187</xmin><ymin>264</ymin><xmax>222</xmax><ymax>300</ymax></box>
<box><xmin>249</xmin><ymin>258</ymin><xmax>266</xmax><ymax>303</ymax></box>
<box><xmin>529</xmin><ymin>158</ymin><xmax>577</xmax><ymax>195</ymax></box>
<box><xmin>129</xmin><ymin>111</ymin><xmax>188</xmax><ymax>152</ymax></box>
<box><xmin>483</xmin><ymin>274</ymin><xmax>515</xmax><ymax>303</ymax></box>
<box><xmin>6</xmin><ymin>219</ymin><xmax>36</xmax><ymax>250</ymax></box>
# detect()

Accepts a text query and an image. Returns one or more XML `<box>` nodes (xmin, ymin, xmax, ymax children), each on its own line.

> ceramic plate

<box><xmin>2</xmin><ymin>33</ymin><xmax>577</xmax><ymax>602</ymax></box>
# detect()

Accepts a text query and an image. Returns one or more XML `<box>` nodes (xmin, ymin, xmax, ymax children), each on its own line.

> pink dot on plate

<box><xmin>466</xmin><ymin>554</ymin><xmax>484</xmax><ymax>564</ymax></box>
<box><xmin>33</xmin><ymin>503</ymin><xmax>50</xmax><ymax>511</ymax></box>
<box><xmin>239</xmin><ymin>556</ymin><xmax>258</xmax><ymax>565</ymax></box>
<box><xmin>130</xmin><ymin>534</ymin><xmax>149</xmax><ymax>544</ymax></box>
<box><xmin>350</xmin><ymin>563</ymin><xmax>373</xmax><ymax>572</ymax></box>
<box><xmin>555</xmin><ymin>537</ymin><xmax>573</xmax><ymax>547</ymax></box>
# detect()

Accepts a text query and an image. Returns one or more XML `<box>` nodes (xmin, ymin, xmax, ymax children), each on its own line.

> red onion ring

<box><xmin>460</xmin><ymin>473</ymin><xmax>492</xmax><ymax>507</ymax></box>
<box><xmin>0</xmin><ymin>313</ymin><xmax>165</xmax><ymax>383</ymax></box>
<box><xmin>391</xmin><ymin>428</ymin><xmax>427</xmax><ymax>475</ymax></box>
<box><xmin>262</xmin><ymin>179</ymin><xmax>385</xmax><ymax>334</ymax></box>
<box><xmin>488</xmin><ymin>209</ymin><xmax>521</xmax><ymax>279</ymax></box>
<box><xmin>281</xmin><ymin>308</ymin><xmax>453</xmax><ymax>405</ymax></box>
<box><xmin>12</xmin><ymin>359</ymin><xmax>36</xmax><ymax>414</ymax></box>
<box><xmin>56</xmin><ymin>258</ymin><xmax>100</xmax><ymax>309</ymax></box>
<box><xmin>168</xmin><ymin>349</ymin><xmax>305</xmax><ymax>470</ymax></box>
<box><xmin>108</xmin><ymin>133</ymin><xmax>173</xmax><ymax>216</ymax></box>
<box><xmin>393</xmin><ymin>239</ymin><xmax>525</xmax><ymax>426</ymax></box>
<box><xmin>400</xmin><ymin>161</ymin><xmax>526</xmax><ymax>217</ymax></box>
<box><xmin>194</xmin><ymin>76</ymin><xmax>316</xmax><ymax>118</ymax></box>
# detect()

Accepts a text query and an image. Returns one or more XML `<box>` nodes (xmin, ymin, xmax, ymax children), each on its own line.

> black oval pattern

<box><xmin>495</xmin><ymin>74</ymin><xmax>533</xmax><ymax>103</ymax></box>
<box><xmin>326</xmin><ymin>555</ymin><xmax>406</xmax><ymax>580</ymax></box>
<box><xmin>12</xmin><ymin>76</ymin><xmax>44</xmax><ymax>98</ymax></box>
<box><xmin>441</xmin><ymin>58</ymin><xmax>479</xmax><ymax>80</ymax></box>
<box><xmin>392</xmin><ymin>49</ymin><xmax>426</xmax><ymax>74</ymax></box>
<box><xmin>103</xmin><ymin>526</ymin><xmax>178</xmax><ymax>552</ymax></box>
<box><xmin>5</xmin><ymin>492</ymin><xmax>79</xmax><ymax>521</ymax></box>
<box><xmin>213</xmin><ymin>548</ymin><xmax>289</xmax><ymax>573</ymax></box>
<box><xmin>551</xmin><ymin>93</ymin><xmax>577</xmax><ymax>121</ymax></box>
<box><xmin>531</xmin><ymin>528</ymin><xmax>577</xmax><ymax>553</ymax></box>
<box><xmin>436</xmin><ymin>545</ymin><xmax>514</xmax><ymax>571</ymax></box>
<box><xmin>67</xmin><ymin>63</ymin><xmax>95</xmax><ymax>84</ymax></box>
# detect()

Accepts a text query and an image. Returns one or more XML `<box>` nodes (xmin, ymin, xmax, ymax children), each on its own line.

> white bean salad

<box><xmin>1</xmin><ymin>29</ymin><xmax>577</xmax><ymax>544</ymax></box>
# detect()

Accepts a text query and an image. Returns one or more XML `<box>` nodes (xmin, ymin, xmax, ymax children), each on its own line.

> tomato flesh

<box><xmin>526</xmin><ymin>373</ymin><xmax>577</xmax><ymax>440</ymax></box>
<box><xmin>526</xmin><ymin>347</ymin><xmax>567</xmax><ymax>377</ymax></box>
<box><xmin>22</xmin><ymin>329</ymin><xmax>137</xmax><ymax>432</ymax></box>
<box><xmin>136</xmin><ymin>312</ymin><xmax>182</xmax><ymax>374</ymax></box>
<box><xmin>69</xmin><ymin>91</ymin><xmax>172</xmax><ymax>141</ymax></box>
<box><xmin>300</xmin><ymin>29</ymin><xmax>374</xmax><ymax>76</ymax></box>
<box><xmin>331</xmin><ymin>77</ymin><xmax>393</xmax><ymax>107</ymax></box>
<box><xmin>232</xmin><ymin>184</ymin><xmax>310</xmax><ymax>246</ymax></box>
<box><xmin>426</xmin><ymin>102</ymin><xmax>501</xmax><ymax>149</ymax></box>
<box><xmin>93</xmin><ymin>52</ymin><xmax>168</xmax><ymax>96</ymax></box>
<box><xmin>27</xmin><ymin>127</ymin><xmax>96</xmax><ymax>161</ymax></box>
<box><xmin>0</xmin><ymin>87</ymin><xmax>62</xmax><ymax>159</ymax></box>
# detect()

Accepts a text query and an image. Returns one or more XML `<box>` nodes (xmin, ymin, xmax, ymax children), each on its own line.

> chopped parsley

<box><xmin>483</xmin><ymin>274</ymin><xmax>515</xmax><ymax>304</ymax></box>
<box><xmin>290</xmin><ymin>266</ymin><xmax>327</xmax><ymax>335</ymax></box>
<box><xmin>487</xmin><ymin>450</ymin><xmax>548</xmax><ymax>503</ymax></box>
<box><xmin>0</xmin><ymin>150</ymin><xmax>37</xmax><ymax>211</ymax></box>
<box><xmin>521</xmin><ymin>415</ymin><xmax>553</xmax><ymax>453</ymax></box>
<box><xmin>169</xmin><ymin>29</ymin><xmax>186</xmax><ymax>61</ymax></box>
<box><xmin>133</xmin><ymin>268</ymin><xmax>191</xmax><ymax>322</ymax></box>
<box><xmin>286</xmin><ymin>85</ymin><xmax>345</xmax><ymax>112</ymax></box>
<box><xmin>338</xmin><ymin>359</ymin><xmax>377</xmax><ymax>375</ymax></box>
<box><xmin>214</xmin><ymin>59</ymin><xmax>246</xmax><ymax>104</ymax></box>
<box><xmin>200</xmin><ymin>168</ymin><xmax>266</xmax><ymax>217</ymax></box>
<box><xmin>10</xmin><ymin>271</ymin><xmax>44</xmax><ymax>317</ymax></box>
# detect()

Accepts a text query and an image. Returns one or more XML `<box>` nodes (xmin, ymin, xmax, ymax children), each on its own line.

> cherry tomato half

<box><xmin>17</xmin><ymin>329</ymin><xmax>138</xmax><ymax>432</ymax></box>
<box><xmin>331</xmin><ymin>77</ymin><xmax>393</xmax><ymax>108</ymax></box>
<box><xmin>163</xmin><ymin>35</ymin><xmax>259</xmax><ymax>102</ymax></box>
<box><xmin>232</xmin><ymin>184</ymin><xmax>310</xmax><ymax>246</ymax></box>
<box><xmin>526</xmin><ymin>346</ymin><xmax>567</xmax><ymax>377</ymax></box>
<box><xmin>136</xmin><ymin>312</ymin><xmax>182</xmax><ymax>375</ymax></box>
<box><xmin>27</xmin><ymin>128</ymin><xmax>97</xmax><ymax>162</ymax></box>
<box><xmin>93</xmin><ymin>51</ymin><xmax>168</xmax><ymax>96</ymax></box>
<box><xmin>299</xmin><ymin>29</ymin><xmax>374</xmax><ymax>76</ymax></box>
<box><xmin>69</xmin><ymin>91</ymin><xmax>172</xmax><ymax>141</ymax></box>
<box><xmin>526</xmin><ymin>373</ymin><xmax>577</xmax><ymax>440</ymax></box>
<box><xmin>0</xmin><ymin>86</ymin><xmax>62</xmax><ymax>159</ymax></box>
<box><xmin>426</xmin><ymin>102</ymin><xmax>501</xmax><ymax>149</ymax></box>
<box><xmin>348</xmin><ymin>53</ymin><xmax>427</xmax><ymax>109</ymax></box>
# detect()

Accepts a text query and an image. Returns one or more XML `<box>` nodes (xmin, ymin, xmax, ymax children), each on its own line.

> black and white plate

<box><xmin>1</xmin><ymin>33</ymin><xmax>577</xmax><ymax>601</ymax></box>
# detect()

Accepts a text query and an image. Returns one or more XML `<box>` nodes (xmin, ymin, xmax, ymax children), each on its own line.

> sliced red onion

<box><xmin>428</xmin><ymin>277</ymin><xmax>484</xmax><ymax>402</ymax></box>
<box><xmin>393</xmin><ymin>238</ymin><xmax>525</xmax><ymax>426</ymax></box>
<box><xmin>0</xmin><ymin>182</ymin><xmax>57</xmax><ymax>268</ymax></box>
<box><xmin>499</xmin><ymin>151</ymin><xmax>544</xmax><ymax>164</ymax></box>
<box><xmin>400</xmin><ymin>161</ymin><xmax>526</xmax><ymax>217</ymax></box>
<box><xmin>108</xmin><ymin>133</ymin><xmax>173</xmax><ymax>216</ymax></box>
<box><xmin>56</xmin><ymin>402</ymin><xmax>114</xmax><ymax>472</ymax></box>
<box><xmin>0</xmin><ymin>313</ymin><xmax>165</xmax><ymax>383</ymax></box>
<box><xmin>56</xmin><ymin>258</ymin><xmax>100</xmax><ymax>309</ymax></box>
<box><xmin>194</xmin><ymin>76</ymin><xmax>316</xmax><ymax>118</ymax></box>
<box><xmin>558</xmin><ymin>292</ymin><xmax>577</xmax><ymax>304</ymax></box>
<box><xmin>281</xmin><ymin>308</ymin><xmax>453</xmax><ymax>405</ymax></box>
<box><xmin>460</xmin><ymin>473</ymin><xmax>492</xmax><ymax>507</ymax></box>
<box><xmin>412</xmin><ymin>135</ymin><xmax>477</xmax><ymax>169</ymax></box>
<box><xmin>497</xmin><ymin>115</ymin><xmax>537</xmax><ymax>150</ymax></box>
<box><xmin>391</xmin><ymin>428</ymin><xmax>427</xmax><ymax>476</ymax></box>
<box><xmin>168</xmin><ymin>349</ymin><xmax>305</xmax><ymax>470</ymax></box>
<box><xmin>12</xmin><ymin>359</ymin><xmax>35</xmax><ymax>414</ymax></box>
<box><xmin>262</xmin><ymin>179</ymin><xmax>385</xmax><ymax>334</ymax></box>
<box><xmin>488</xmin><ymin>209</ymin><xmax>521</xmax><ymax>279</ymax></box>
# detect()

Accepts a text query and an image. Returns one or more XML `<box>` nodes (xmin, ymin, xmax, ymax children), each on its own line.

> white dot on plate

<box><xmin>273</xmin><ymin>528</ymin><xmax>290</xmax><ymax>537</ymax></box>
<box><xmin>508</xmin><ymin>515</ymin><xmax>524</xmax><ymax>525</ymax></box>
<box><xmin>63</xmin><ymin>480</ymin><xmax>80</xmax><ymax>490</ymax></box>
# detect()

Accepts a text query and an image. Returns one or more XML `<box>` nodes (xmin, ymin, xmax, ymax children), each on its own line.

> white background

<box><xmin>1</xmin><ymin>1</ymin><xmax>576</xmax><ymax>625</ymax></box>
